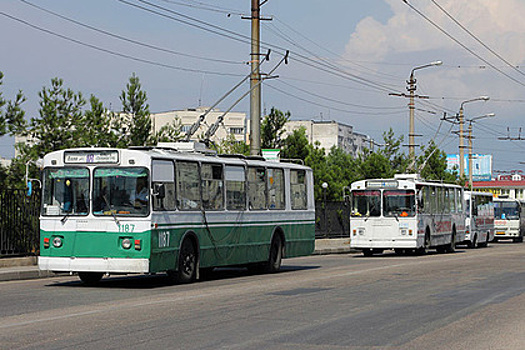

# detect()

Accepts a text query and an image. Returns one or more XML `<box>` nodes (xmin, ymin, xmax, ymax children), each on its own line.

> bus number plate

<box><xmin>158</xmin><ymin>231</ymin><xmax>170</xmax><ymax>248</ymax></box>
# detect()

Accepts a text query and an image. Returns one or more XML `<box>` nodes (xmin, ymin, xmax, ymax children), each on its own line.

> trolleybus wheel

<box><xmin>363</xmin><ymin>249</ymin><xmax>373</xmax><ymax>257</ymax></box>
<box><xmin>78</xmin><ymin>272</ymin><xmax>103</xmax><ymax>285</ymax></box>
<box><xmin>468</xmin><ymin>234</ymin><xmax>477</xmax><ymax>249</ymax></box>
<box><xmin>478</xmin><ymin>233</ymin><xmax>488</xmax><ymax>248</ymax></box>
<box><xmin>175</xmin><ymin>238</ymin><xmax>197</xmax><ymax>283</ymax></box>
<box><xmin>267</xmin><ymin>234</ymin><xmax>283</xmax><ymax>273</ymax></box>
<box><xmin>445</xmin><ymin>231</ymin><xmax>456</xmax><ymax>253</ymax></box>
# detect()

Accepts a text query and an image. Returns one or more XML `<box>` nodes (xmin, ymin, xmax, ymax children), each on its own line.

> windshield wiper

<box><xmin>102</xmin><ymin>195</ymin><xmax>120</xmax><ymax>226</ymax></box>
<box><xmin>61</xmin><ymin>211</ymin><xmax>72</xmax><ymax>224</ymax></box>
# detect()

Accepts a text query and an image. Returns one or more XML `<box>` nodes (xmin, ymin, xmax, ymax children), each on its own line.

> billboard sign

<box><xmin>446</xmin><ymin>154</ymin><xmax>492</xmax><ymax>181</ymax></box>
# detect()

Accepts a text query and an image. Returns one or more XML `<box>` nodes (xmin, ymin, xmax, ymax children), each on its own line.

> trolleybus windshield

<box><xmin>93</xmin><ymin>167</ymin><xmax>150</xmax><ymax>216</ymax></box>
<box><xmin>351</xmin><ymin>190</ymin><xmax>380</xmax><ymax>217</ymax></box>
<box><xmin>42</xmin><ymin>167</ymin><xmax>90</xmax><ymax>216</ymax></box>
<box><xmin>383</xmin><ymin>190</ymin><xmax>415</xmax><ymax>217</ymax></box>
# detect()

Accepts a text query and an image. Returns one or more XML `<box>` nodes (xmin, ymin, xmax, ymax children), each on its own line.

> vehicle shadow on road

<box><xmin>45</xmin><ymin>265</ymin><xmax>320</xmax><ymax>289</ymax></box>
<box><xmin>352</xmin><ymin>249</ymin><xmax>468</xmax><ymax>258</ymax></box>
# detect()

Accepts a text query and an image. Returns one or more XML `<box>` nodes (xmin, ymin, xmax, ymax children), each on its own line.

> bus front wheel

<box><xmin>171</xmin><ymin>238</ymin><xmax>197</xmax><ymax>283</ymax></box>
<box><xmin>78</xmin><ymin>272</ymin><xmax>103</xmax><ymax>285</ymax></box>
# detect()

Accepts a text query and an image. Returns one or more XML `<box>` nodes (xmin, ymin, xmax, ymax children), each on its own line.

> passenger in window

<box><xmin>131</xmin><ymin>177</ymin><xmax>149</xmax><ymax>208</ymax></box>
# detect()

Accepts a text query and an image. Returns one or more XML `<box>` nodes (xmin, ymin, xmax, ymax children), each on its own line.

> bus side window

<box><xmin>291</xmin><ymin>170</ymin><xmax>307</xmax><ymax>210</ymax></box>
<box><xmin>248</xmin><ymin>167</ymin><xmax>267</xmax><ymax>210</ymax></box>
<box><xmin>267</xmin><ymin>168</ymin><xmax>285</xmax><ymax>210</ymax></box>
<box><xmin>176</xmin><ymin>161</ymin><xmax>201</xmax><ymax>210</ymax></box>
<box><xmin>225</xmin><ymin>165</ymin><xmax>246</xmax><ymax>211</ymax></box>
<box><xmin>152</xmin><ymin>160</ymin><xmax>176</xmax><ymax>211</ymax></box>
<box><xmin>201</xmin><ymin>163</ymin><xmax>224</xmax><ymax>210</ymax></box>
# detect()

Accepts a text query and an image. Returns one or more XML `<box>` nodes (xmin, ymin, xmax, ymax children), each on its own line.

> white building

<box><xmin>283</xmin><ymin>120</ymin><xmax>371</xmax><ymax>157</ymax></box>
<box><xmin>151</xmin><ymin>107</ymin><xmax>247</xmax><ymax>144</ymax></box>
<box><xmin>0</xmin><ymin>157</ymin><xmax>11</xmax><ymax>168</ymax></box>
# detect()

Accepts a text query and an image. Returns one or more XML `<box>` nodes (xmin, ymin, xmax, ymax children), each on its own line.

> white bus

<box><xmin>462</xmin><ymin>191</ymin><xmax>494</xmax><ymax>248</ymax></box>
<box><xmin>38</xmin><ymin>142</ymin><xmax>315</xmax><ymax>284</ymax></box>
<box><xmin>493</xmin><ymin>197</ymin><xmax>525</xmax><ymax>243</ymax></box>
<box><xmin>350</xmin><ymin>174</ymin><xmax>466</xmax><ymax>256</ymax></box>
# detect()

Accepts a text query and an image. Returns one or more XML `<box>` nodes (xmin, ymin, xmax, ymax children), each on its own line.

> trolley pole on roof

<box><xmin>249</xmin><ymin>0</ymin><xmax>261</xmax><ymax>156</ymax></box>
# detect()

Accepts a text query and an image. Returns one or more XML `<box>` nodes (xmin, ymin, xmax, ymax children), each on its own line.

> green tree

<box><xmin>357</xmin><ymin>151</ymin><xmax>392</xmax><ymax>180</ymax></box>
<box><xmin>378</xmin><ymin>128</ymin><xmax>409</xmax><ymax>174</ymax></box>
<box><xmin>0</xmin><ymin>72</ymin><xmax>26</xmax><ymax>137</ymax></box>
<box><xmin>324</xmin><ymin>146</ymin><xmax>359</xmax><ymax>200</ymax></box>
<box><xmin>261</xmin><ymin>107</ymin><xmax>290</xmax><ymax>149</ymax></box>
<box><xmin>115</xmin><ymin>73</ymin><xmax>151</xmax><ymax>147</ymax></box>
<box><xmin>417</xmin><ymin>140</ymin><xmax>456</xmax><ymax>183</ymax></box>
<box><xmin>27</xmin><ymin>78</ymin><xmax>86</xmax><ymax>158</ymax></box>
<box><xmin>81</xmin><ymin>95</ymin><xmax>118</xmax><ymax>147</ymax></box>
<box><xmin>281</xmin><ymin>127</ymin><xmax>310</xmax><ymax>161</ymax></box>
<box><xmin>215</xmin><ymin>133</ymin><xmax>249</xmax><ymax>155</ymax></box>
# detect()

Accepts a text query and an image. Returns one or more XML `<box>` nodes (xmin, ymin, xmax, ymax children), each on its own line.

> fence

<box><xmin>0</xmin><ymin>189</ymin><xmax>40</xmax><ymax>257</ymax></box>
<box><xmin>315</xmin><ymin>201</ymin><xmax>350</xmax><ymax>239</ymax></box>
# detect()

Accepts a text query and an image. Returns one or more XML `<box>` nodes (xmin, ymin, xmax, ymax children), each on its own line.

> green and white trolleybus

<box><xmin>38</xmin><ymin>143</ymin><xmax>315</xmax><ymax>284</ymax></box>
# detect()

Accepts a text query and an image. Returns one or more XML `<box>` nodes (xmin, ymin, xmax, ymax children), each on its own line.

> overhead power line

<box><xmin>19</xmin><ymin>0</ymin><xmax>245</xmax><ymax>65</ymax></box>
<box><xmin>0</xmin><ymin>11</ymin><xmax>243</xmax><ymax>77</ymax></box>
<box><xmin>401</xmin><ymin>0</ymin><xmax>525</xmax><ymax>88</ymax></box>
<box><xmin>429</xmin><ymin>0</ymin><xmax>525</xmax><ymax>79</ymax></box>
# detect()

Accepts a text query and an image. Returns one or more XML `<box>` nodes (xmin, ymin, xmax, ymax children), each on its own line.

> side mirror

<box><xmin>153</xmin><ymin>183</ymin><xmax>165</xmax><ymax>199</ymax></box>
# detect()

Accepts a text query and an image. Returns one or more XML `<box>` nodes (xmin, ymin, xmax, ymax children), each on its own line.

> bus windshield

<box><xmin>351</xmin><ymin>190</ymin><xmax>380</xmax><ymax>217</ymax></box>
<box><xmin>383</xmin><ymin>190</ymin><xmax>415</xmax><ymax>217</ymax></box>
<box><xmin>93</xmin><ymin>167</ymin><xmax>150</xmax><ymax>216</ymax></box>
<box><xmin>42</xmin><ymin>167</ymin><xmax>90</xmax><ymax>216</ymax></box>
<box><xmin>494</xmin><ymin>201</ymin><xmax>519</xmax><ymax>220</ymax></box>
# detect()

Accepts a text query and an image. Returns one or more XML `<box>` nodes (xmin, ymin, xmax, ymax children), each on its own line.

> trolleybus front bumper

<box><xmin>39</xmin><ymin>257</ymin><xmax>150</xmax><ymax>274</ymax></box>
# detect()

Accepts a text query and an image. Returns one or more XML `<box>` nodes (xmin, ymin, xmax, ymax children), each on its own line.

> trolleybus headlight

<box><xmin>358</xmin><ymin>228</ymin><xmax>365</xmax><ymax>235</ymax></box>
<box><xmin>52</xmin><ymin>237</ymin><xmax>63</xmax><ymax>248</ymax></box>
<box><xmin>122</xmin><ymin>238</ymin><xmax>132</xmax><ymax>250</ymax></box>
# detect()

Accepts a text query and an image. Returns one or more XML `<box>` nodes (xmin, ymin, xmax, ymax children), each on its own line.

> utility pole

<box><xmin>459</xmin><ymin>106</ymin><xmax>465</xmax><ymax>178</ymax></box>
<box><xmin>407</xmin><ymin>72</ymin><xmax>416</xmax><ymax>161</ymax></box>
<box><xmin>249</xmin><ymin>0</ymin><xmax>261</xmax><ymax>156</ymax></box>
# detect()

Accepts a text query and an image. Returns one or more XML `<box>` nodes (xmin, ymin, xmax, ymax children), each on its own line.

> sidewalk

<box><xmin>0</xmin><ymin>238</ymin><xmax>355</xmax><ymax>282</ymax></box>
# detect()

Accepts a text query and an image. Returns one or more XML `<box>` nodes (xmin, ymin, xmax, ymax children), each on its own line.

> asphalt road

<box><xmin>1</xmin><ymin>243</ymin><xmax>525</xmax><ymax>350</ymax></box>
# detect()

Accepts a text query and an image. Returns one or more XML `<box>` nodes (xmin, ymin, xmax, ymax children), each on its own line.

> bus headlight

<box><xmin>358</xmin><ymin>228</ymin><xmax>365</xmax><ymax>235</ymax></box>
<box><xmin>52</xmin><ymin>237</ymin><xmax>63</xmax><ymax>248</ymax></box>
<box><xmin>122</xmin><ymin>238</ymin><xmax>132</xmax><ymax>250</ymax></box>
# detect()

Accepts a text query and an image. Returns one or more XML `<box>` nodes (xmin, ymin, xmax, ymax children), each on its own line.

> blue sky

<box><xmin>2</xmin><ymin>0</ymin><xmax>525</xmax><ymax>174</ymax></box>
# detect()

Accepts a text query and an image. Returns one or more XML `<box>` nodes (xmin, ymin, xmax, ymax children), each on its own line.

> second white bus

<box><xmin>350</xmin><ymin>174</ymin><xmax>466</xmax><ymax>256</ymax></box>
<box><xmin>462</xmin><ymin>191</ymin><xmax>494</xmax><ymax>248</ymax></box>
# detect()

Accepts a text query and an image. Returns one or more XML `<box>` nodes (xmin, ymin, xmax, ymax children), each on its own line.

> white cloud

<box><xmin>344</xmin><ymin>0</ymin><xmax>525</xmax><ymax>64</ymax></box>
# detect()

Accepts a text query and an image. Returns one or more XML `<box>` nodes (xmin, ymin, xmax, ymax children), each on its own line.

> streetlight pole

<box><xmin>407</xmin><ymin>61</ymin><xmax>442</xmax><ymax>167</ymax></box>
<box><xmin>467</xmin><ymin>113</ymin><xmax>495</xmax><ymax>190</ymax></box>
<box><xmin>458</xmin><ymin>96</ymin><xmax>490</xmax><ymax>178</ymax></box>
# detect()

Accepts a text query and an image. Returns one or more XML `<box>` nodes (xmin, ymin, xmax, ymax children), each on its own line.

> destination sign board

<box><xmin>64</xmin><ymin>150</ymin><xmax>119</xmax><ymax>164</ymax></box>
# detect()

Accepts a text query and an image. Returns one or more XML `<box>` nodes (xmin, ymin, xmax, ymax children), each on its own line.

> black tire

<box><xmin>363</xmin><ymin>249</ymin><xmax>373</xmax><ymax>257</ymax></box>
<box><xmin>468</xmin><ymin>234</ymin><xmax>477</xmax><ymax>249</ymax></box>
<box><xmin>174</xmin><ymin>238</ymin><xmax>197</xmax><ymax>283</ymax></box>
<box><xmin>416</xmin><ymin>231</ymin><xmax>430</xmax><ymax>255</ymax></box>
<box><xmin>78</xmin><ymin>272</ymin><xmax>103</xmax><ymax>285</ymax></box>
<box><xmin>266</xmin><ymin>234</ymin><xmax>283</xmax><ymax>273</ymax></box>
<box><xmin>445</xmin><ymin>231</ymin><xmax>457</xmax><ymax>253</ymax></box>
<box><xmin>513</xmin><ymin>236</ymin><xmax>523</xmax><ymax>243</ymax></box>
<box><xmin>478</xmin><ymin>232</ymin><xmax>489</xmax><ymax>248</ymax></box>
<box><xmin>394</xmin><ymin>249</ymin><xmax>405</xmax><ymax>255</ymax></box>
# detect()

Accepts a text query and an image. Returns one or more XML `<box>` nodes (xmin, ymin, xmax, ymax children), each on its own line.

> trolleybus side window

<box><xmin>351</xmin><ymin>190</ymin><xmax>380</xmax><ymax>217</ymax></box>
<box><xmin>248</xmin><ymin>167</ymin><xmax>267</xmax><ymax>210</ymax></box>
<box><xmin>176</xmin><ymin>161</ymin><xmax>201</xmax><ymax>210</ymax></box>
<box><xmin>290</xmin><ymin>169</ymin><xmax>307</xmax><ymax>210</ymax></box>
<box><xmin>42</xmin><ymin>167</ymin><xmax>90</xmax><ymax>216</ymax></box>
<box><xmin>152</xmin><ymin>160</ymin><xmax>176</xmax><ymax>211</ymax></box>
<box><xmin>201</xmin><ymin>163</ymin><xmax>224</xmax><ymax>210</ymax></box>
<box><xmin>93</xmin><ymin>167</ymin><xmax>149</xmax><ymax>216</ymax></box>
<box><xmin>225</xmin><ymin>165</ymin><xmax>246</xmax><ymax>211</ymax></box>
<box><xmin>267</xmin><ymin>168</ymin><xmax>285</xmax><ymax>210</ymax></box>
